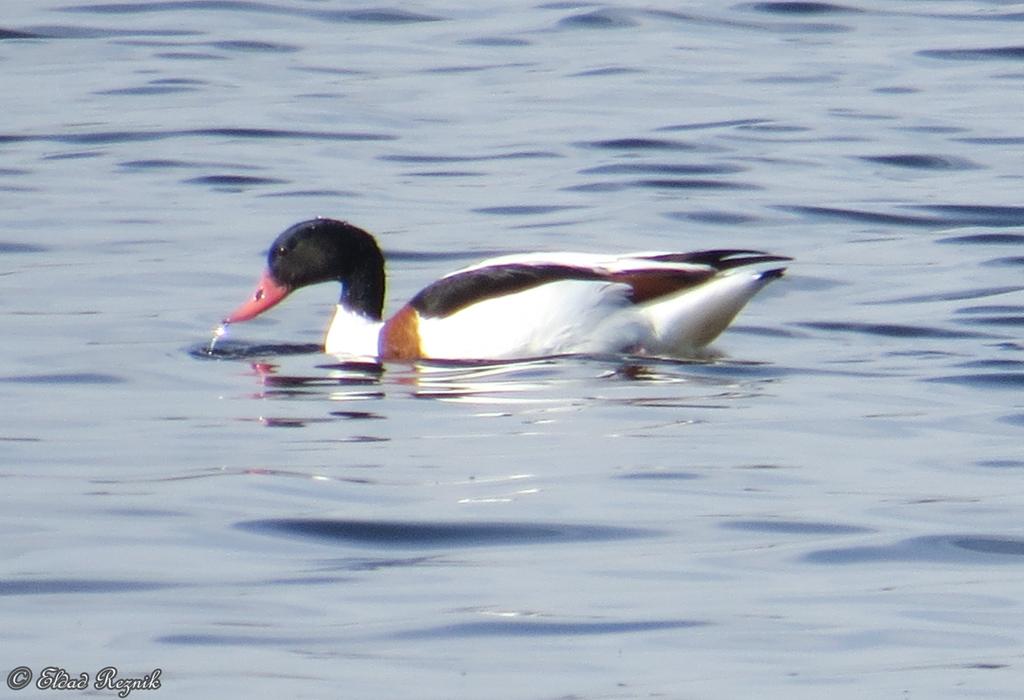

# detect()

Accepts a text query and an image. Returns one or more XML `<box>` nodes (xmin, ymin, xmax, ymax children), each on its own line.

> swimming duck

<box><xmin>222</xmin><ymin>218</ymin><xmax>789</xmax><ymax>360</ymax></box>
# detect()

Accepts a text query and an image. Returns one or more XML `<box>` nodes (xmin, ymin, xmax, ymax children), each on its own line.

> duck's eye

<box><xmin>277</xmin><ymin>245</ymin><xmax>289</xmax><ymax>256</ymax></box>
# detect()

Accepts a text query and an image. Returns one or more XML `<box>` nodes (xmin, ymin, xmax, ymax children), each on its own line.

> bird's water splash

<box><xmin>208</xmin><ymin>324</ymin><xmax>228</xmax><ymax>354</ymax></box>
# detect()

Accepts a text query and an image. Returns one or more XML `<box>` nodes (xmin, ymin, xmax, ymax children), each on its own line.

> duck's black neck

<box><xmin>340</xmin><ymin>243</ymin><xmax>385</xmax><ymax>321</ymax></box>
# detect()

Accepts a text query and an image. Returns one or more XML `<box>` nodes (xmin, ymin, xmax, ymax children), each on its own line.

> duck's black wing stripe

<box><xmin>410</xmin><ymin>264</ymin><xmax>607</xmax><ymax>318</ymax></box>
<box><xmin>644</xmin><ymin>250</ymin><xmax>792</xmax><ymax>271</ymax></box>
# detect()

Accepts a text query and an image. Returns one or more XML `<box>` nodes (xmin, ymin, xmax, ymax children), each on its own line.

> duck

<box><xmin>222</xmin><ymin>217</ymin><xmax>789</xmax><ymax>361</ymax></box>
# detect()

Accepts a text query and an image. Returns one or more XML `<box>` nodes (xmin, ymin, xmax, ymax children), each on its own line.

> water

<box><xmin>3</xmin><ymin>0</ymin><xmax>1024</xmax><ymax>696</ymax></box>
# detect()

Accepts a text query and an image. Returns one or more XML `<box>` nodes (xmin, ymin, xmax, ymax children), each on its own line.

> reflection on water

<box><xmin>804</xmin><ymin>535</ymin><xmax>1024</xmax><ymax>565</ymax></box>
<box><xmin>192</xmin><ymin>340</ymin><xmax>788</xmax><ymax>424</ymax></box>
<box><xmin>189</xmin><ymin>338</ymin><xmax>323</xmax><ymax>360</ymax></box>
<box><xmin>238</xmin><ymin>517</ymin><xmax>659</xmax><ymax>548</ymax></box>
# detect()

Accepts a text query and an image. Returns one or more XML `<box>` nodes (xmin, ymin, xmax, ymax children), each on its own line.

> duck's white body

<box><xmin>323</xmin><ymin>251</ymin><xmax>784</xmax><ymax>360</ymax></box>
<box><xmin>223</xmin><ymin>219</ymin><xmax>789</xmax><ymax>362</ymax></box>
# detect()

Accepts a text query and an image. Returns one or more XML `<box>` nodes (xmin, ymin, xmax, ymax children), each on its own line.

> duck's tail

<box><xmin>640</xmin><ymin>261</ymin><xmax>788</xmax><ymax>353</ymax></box>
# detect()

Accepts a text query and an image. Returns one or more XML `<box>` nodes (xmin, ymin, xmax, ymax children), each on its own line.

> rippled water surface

<box><xmin>3</xmin><ymin>1</ymin><xmax>1024</xmax><ymax>697</ymax></box>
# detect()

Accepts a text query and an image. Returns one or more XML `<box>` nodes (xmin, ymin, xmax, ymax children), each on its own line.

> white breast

<box><xmin>324</xmin><ymin>306</ymin><xmax>384</xmax><ymax>359</ymax></box>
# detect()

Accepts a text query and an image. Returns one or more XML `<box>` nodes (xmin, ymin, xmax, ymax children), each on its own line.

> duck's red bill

<box><xmin>223</xmin><ymin>269</ymin><xmax>292</xmax><ymax>323</ymax></box>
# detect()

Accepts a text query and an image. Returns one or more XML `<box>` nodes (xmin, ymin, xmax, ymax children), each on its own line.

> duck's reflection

<box><xmin>196</xmin><ymin>338</ymin><xmax>777</xmax><ymax>427</ymax></box>
<box><xmin>249</xmin><ymin>356</ymin><xmax>570</xmax><ymax>406</ymax></box>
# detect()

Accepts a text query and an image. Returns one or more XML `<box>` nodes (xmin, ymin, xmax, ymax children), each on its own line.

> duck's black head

<box><xmin>223</xmin><ymin>218</ymin><xmax>386</xmax><ymax>324</ymax></box>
